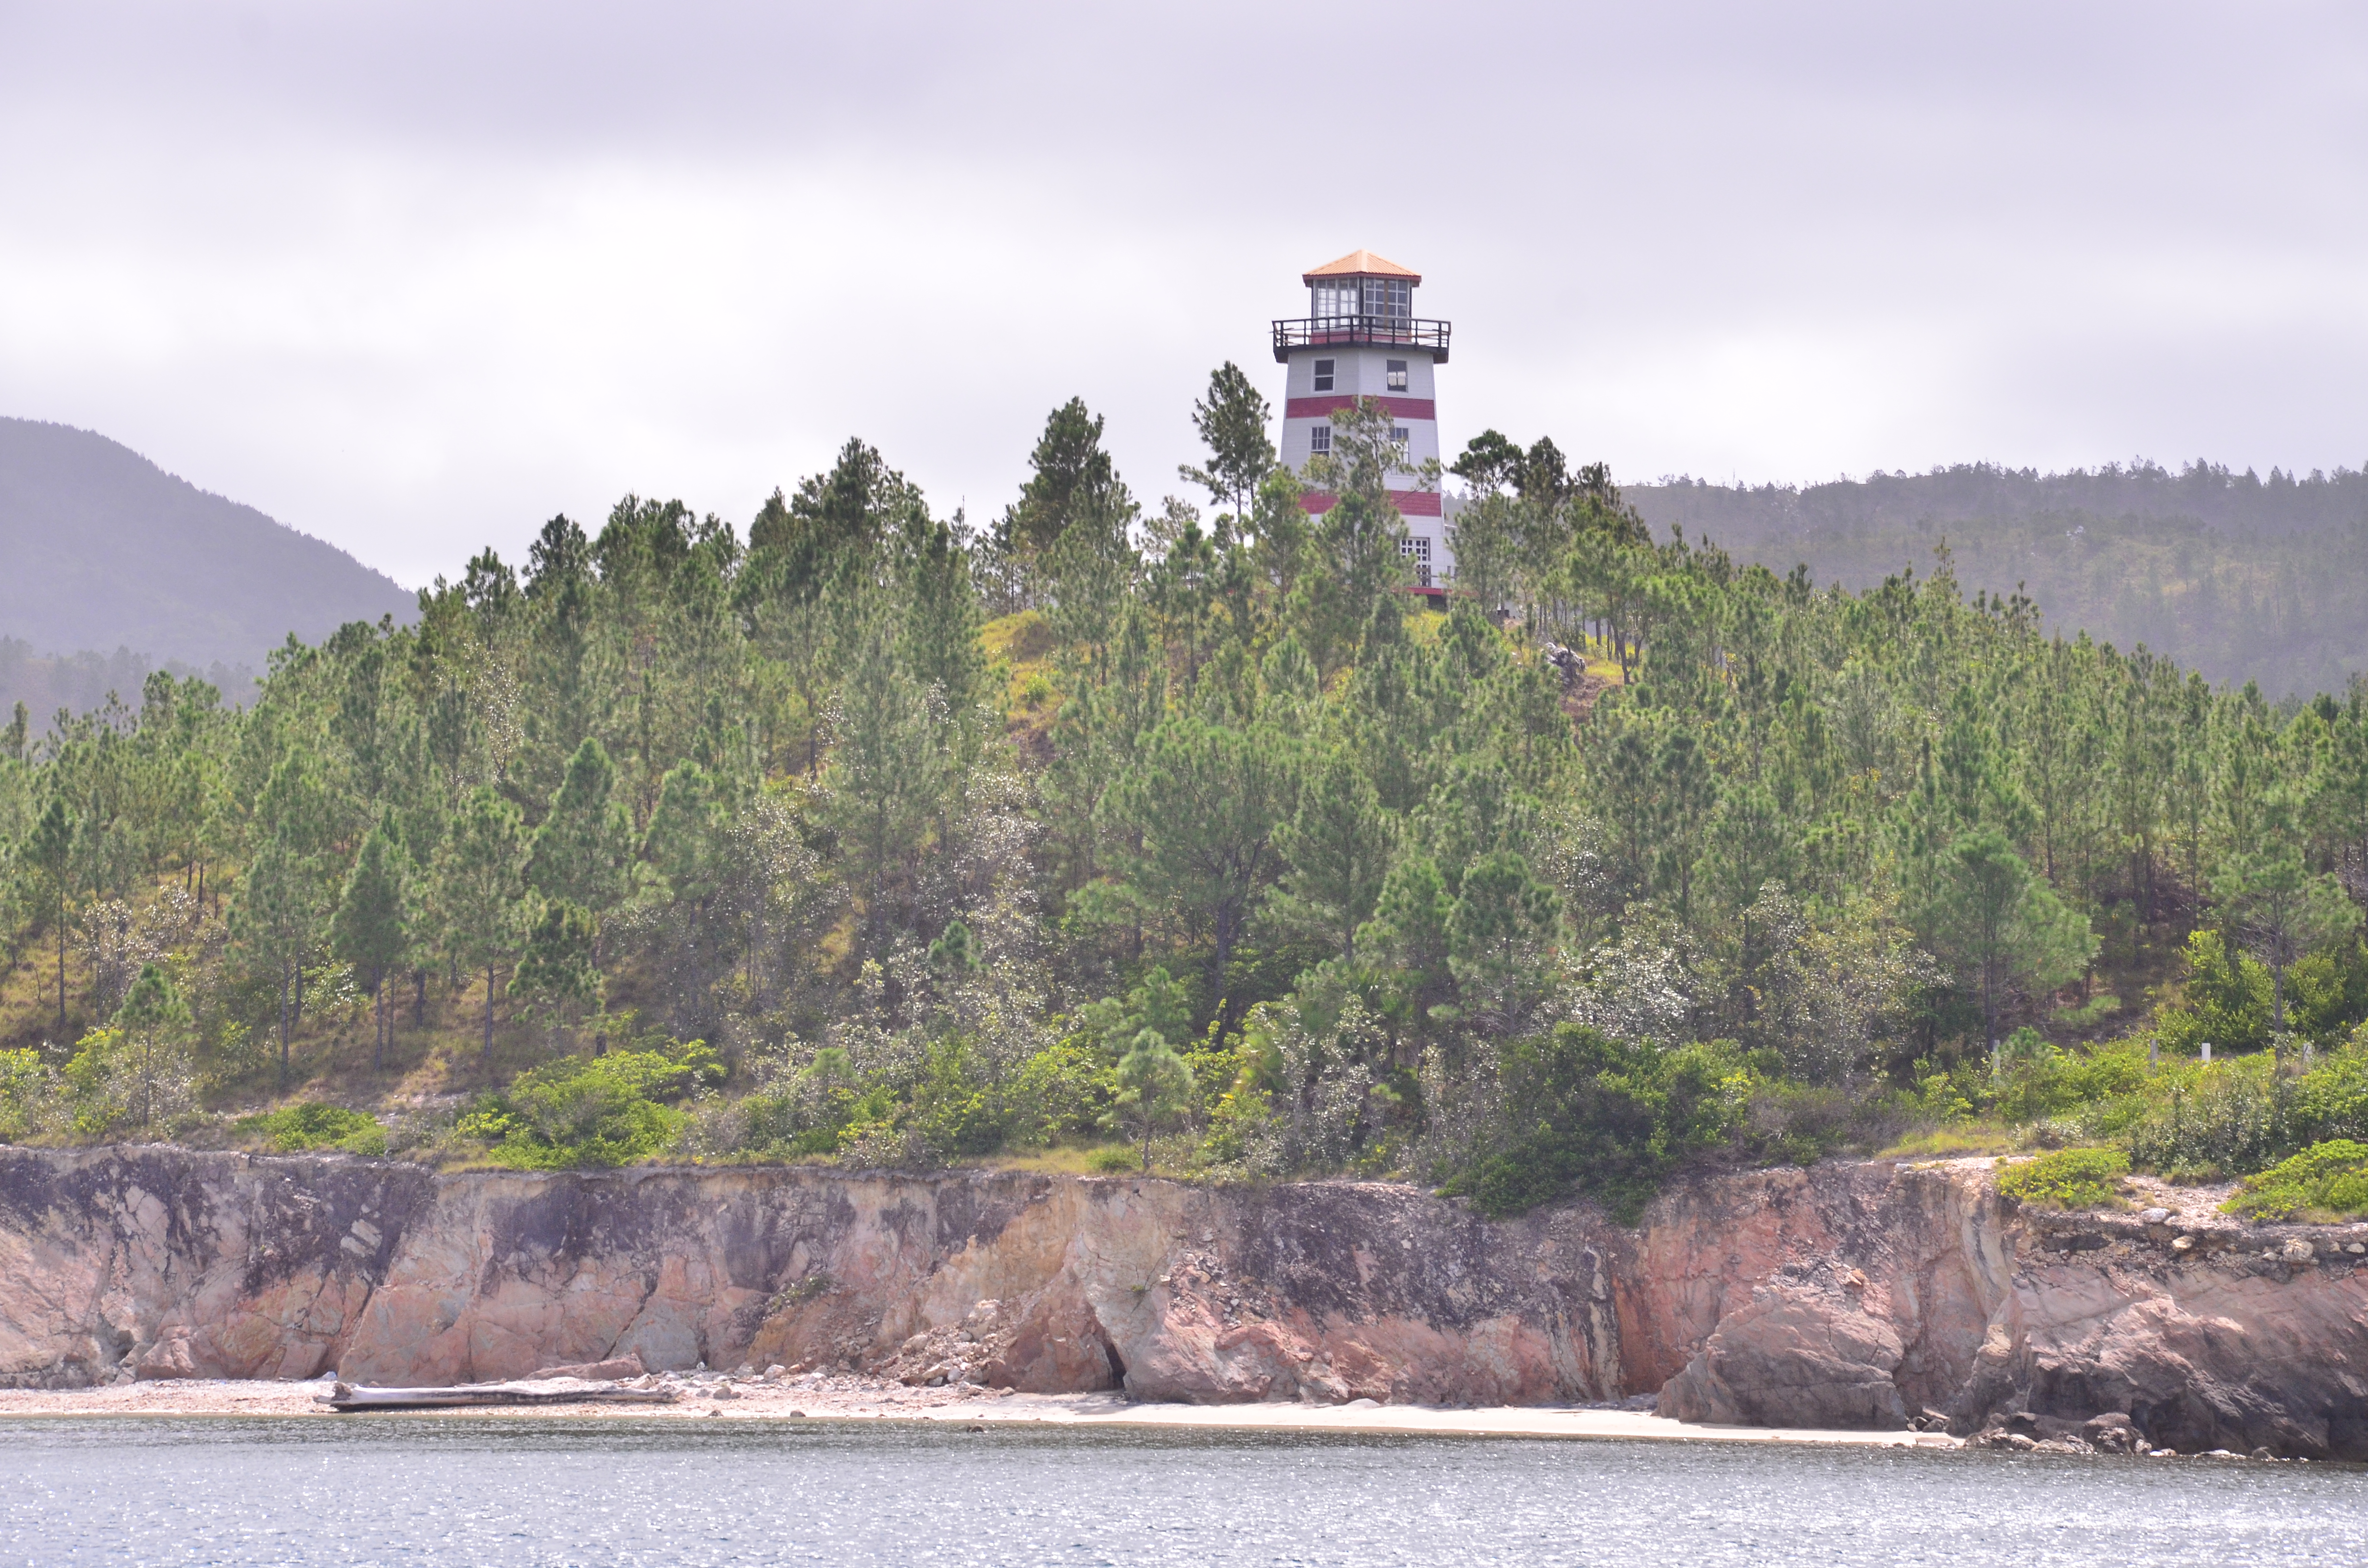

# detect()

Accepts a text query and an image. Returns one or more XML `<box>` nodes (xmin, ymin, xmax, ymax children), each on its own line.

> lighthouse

<box><xmin>1272</xmin><ymin>249</ymin><xmax>1454</xmax><ymax>588</ymax></box>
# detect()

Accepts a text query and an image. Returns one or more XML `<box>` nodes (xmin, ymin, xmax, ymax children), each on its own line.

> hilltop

<box><xmin>0</xmin><ymin>418</ymin><xmax>415</xmax><ymax>710</ymax></box>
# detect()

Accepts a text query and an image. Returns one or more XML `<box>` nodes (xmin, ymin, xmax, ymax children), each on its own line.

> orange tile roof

<box><xmin>1302</xmin><ymin>249</ymin><xmax>1421</xmax><ymax>285</ymax></box>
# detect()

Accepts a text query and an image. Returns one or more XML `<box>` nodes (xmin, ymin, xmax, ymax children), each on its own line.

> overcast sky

<box><xmin>3</xmin><ymin>1</ymin><xmax>2364</xmax><ymax>587</ymax></box>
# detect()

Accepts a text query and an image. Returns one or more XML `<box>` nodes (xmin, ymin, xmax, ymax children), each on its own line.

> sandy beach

<box><xmin>0</xmin><ymin>1374</ymin><xmax>1959</xmax><ymax>1448</ymax></box>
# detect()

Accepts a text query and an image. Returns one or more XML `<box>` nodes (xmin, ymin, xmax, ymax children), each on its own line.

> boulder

<box><xmin>1656</xmin><ymin>1285</ymin><xmax>1910</xmax><ymax>1429</ymax></box>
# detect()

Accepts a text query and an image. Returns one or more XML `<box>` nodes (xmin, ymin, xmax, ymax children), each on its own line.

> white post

<box><xmin>2200</xmin><ymin>1041</ymin><xmax>2212</xmax><ymax>1065</ymax></box>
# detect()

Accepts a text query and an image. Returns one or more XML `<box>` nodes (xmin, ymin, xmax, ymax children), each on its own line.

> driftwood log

<box><xmin>322</xmin><ymin>1375</ymin><xmax>677</xmax><ymax>1411</ymax></box>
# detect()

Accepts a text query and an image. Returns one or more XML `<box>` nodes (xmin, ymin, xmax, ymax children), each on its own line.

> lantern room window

<box><xmin>1309</xmin><ymin>277</ymin><xmax>1412</xmax><ymax>323</ymax></box>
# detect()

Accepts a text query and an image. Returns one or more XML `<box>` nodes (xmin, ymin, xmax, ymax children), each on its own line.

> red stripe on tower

<box><xmin>1300</xmin><ymin>490</ymin><xmax>1443</xmax><ymax>518</ymax></box>
<box><xmin>1283</xmin><ymin>395</ymin><xmax>1438</xmax><ymax>421</ymax></box>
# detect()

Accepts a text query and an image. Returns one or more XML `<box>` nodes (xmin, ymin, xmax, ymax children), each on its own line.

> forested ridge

<box><xmin>1632</xmin><ymin>461</ymin><xmax>2368</xmax><ymax>700</ymax></box>
<box><xmin>1</xmin><ymin>383</ymin><xmax>2365</xmax><ymax>1216</ymax></box>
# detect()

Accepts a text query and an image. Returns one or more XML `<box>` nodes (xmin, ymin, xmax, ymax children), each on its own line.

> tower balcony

<box><xmin>1272</xmin><ymin>315</ymin><xmax>1451</xmax><ymax>364</ymax></box>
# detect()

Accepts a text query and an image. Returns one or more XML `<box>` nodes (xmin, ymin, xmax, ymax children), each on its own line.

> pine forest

<box><xmin>2</xmin><ymin>376</ymin><xmax>2366</xmax><ymax>1218</ymax></box>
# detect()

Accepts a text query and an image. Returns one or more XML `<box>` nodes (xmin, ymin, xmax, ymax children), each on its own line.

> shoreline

<box><xmin>0</xmin><ymin>1377</ymin><xmax>1957</xmax><ymax>1449</ymax></box>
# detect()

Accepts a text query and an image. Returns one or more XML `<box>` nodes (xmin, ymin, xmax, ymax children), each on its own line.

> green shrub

<box><xmin>2152</xmin><ymin>930</ymin><xmax>2272</xmax><ymax>1056</ymax></box>
<box><xmin>2287</xmin><ymin>943</ymin><xmax>2368</xmax><ymax>1045</ymax></box>
<box><xmin>458</xmin><ymin>1040</ymin><xmax>721</xmax><ymax>1168</ymax></box>
<box><xmin>904</xmin><ymin>1038</ymin><xmax>1010</xmax><ymax>1159</ymax></box>
<box><xmin>2052</xmin><ymin>993</ymin><xmax>2122</xmax><ymax>1029</ymax></box>
<box><xmin>1011</xmin><ymin>1040</ymin><xmax>1112</xmax><ymax>1143</ymax></box>
<box><xmin>1743</xmin><ymin>1081</ymin><xmax>1897</xmax><ymax>1167</ymax></box>
<box><xmin>2122</xmin><ymin>1054</ymin><xmax>2288</xmax><ymax>1179</ymax></box>
<box><xmin>2118</xmin><ymin>1041</ymin><xmax>2368</xmax><ymax>1180</ymax></box>
<box><xmin>234</xmin><ymin>1102</ymin><xmax>388</xmax><ymax>1157</ymax></box>
<box><xmin>1085</xmin><ymin>1145</ymin><xmax>1139</xmax><ymax>1173</ymax></box>
<box><xmin>0</xmin><ymin>1049</ymin><xmax>52</xmax><ymax>1141</ymax></box>
<box><xmin>2292</xmin><ymin>1044</ymin><xmax>2368</xmax><ymax>1143</ymax></box>
<box><xmin>1990</xmin><ymin>1037</ymin><xmax>2151</xmax><ymax>1128</ymax></box>
<box><xmin>1996</xmin><ymin>1146</ymin><xmax>2129</xmax><ymax>1209</ymax></box>
<box><xmin>2223</xmin><ymin>1139</ymin><xmax>2368</xmax><ymax>1222</ymax></box>
<box><xmin>1443</xmin><ymin>1026</ymin><xmax>1755</xmax><ymax>1223</ymax></box>
<box><xmin>63</xmin><ymin>1017</ymin><xmax>197</xmax><ymax>1139</ymax></box>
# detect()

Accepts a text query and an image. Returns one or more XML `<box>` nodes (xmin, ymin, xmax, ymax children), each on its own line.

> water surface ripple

<box><xmin>3</xmin><ymin>1419</ymin><xmax>2361</xmax><ymax>1567</ymax></box>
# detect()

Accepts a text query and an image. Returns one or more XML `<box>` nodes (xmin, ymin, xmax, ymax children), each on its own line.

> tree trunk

<box><xmin>371</xmin><ymin>974</ymin><xmax>384</xmax><ymax>1073</ymax></box>
<box><xmin>414</xmin><ymin>968</ymin><xmax>428</xmax><ymax>1027</ymax></box>
<box><xmin>1983</xmin><ymin>953</ymin><xmax>1999</xmax><ymax>1066</ymax></box>
<box><xmin>56</xmin><ymin>917</ymin><xmax>66</xmax><ymax>1041</ymax></box>
<box><xmin>278</xmin><ymin>959</ymin><xmax>292</xmax><ymax>1091</ymax></box>
<box><xmin>483</xmin><ymin>963</ymin><xmax>496</xmax><ymax>1072</ymax></box>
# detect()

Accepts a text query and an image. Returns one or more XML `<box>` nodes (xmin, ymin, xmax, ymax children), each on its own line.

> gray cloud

<box><xmin>2</xmin><ymin>0</ymin><xmax>2362</xmax><ymax>585</ymax></box>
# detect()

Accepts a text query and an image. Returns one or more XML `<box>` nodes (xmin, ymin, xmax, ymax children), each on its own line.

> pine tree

<box><xmin>1445</xmin><ymin>850</ymin><xmax>1560</xmax><ymax>1028</ymax></box>
<box><xmin>430</xmin><ymin>786</ymin><xmax>528</xmax><ymax>1071</ymax></box>
<box><xmin>1273</xmin><ymin>747</ymin><xmax>1393</xmax><ymax>961</ymax></box>
<box><xmin>2220</xmin><ymin>845</ymin><xmax>2360</xmax><ymax>1037</ymax></box>
<box><xmin>230</xmin><ymin>827</ymin><xmax>321</xmax><ymax>1090</ymax></box>
<box><xmin>330</xmin><ymin>821</ymin><xmax>412</xmax><ymax>1072</ymax></box>
<box><xmin>251</xmin><ymin>750</ymin><xmax>336</xmax><ymax>1035</ymax></box>
<box><xmin>525</xmin><ymin>738</ymin><xmax>633</xmax><ymax>918</ymax></box>
<box><xmin>999</xmin><ymin>398</ymin><xmax>1123</xmax><ymax>559</ymax></box>
<box><xmin>1929</xmin><ymin>827</ymin><xmax>2095</xmax><ymax>1051</ymax></box>
<box><xmin>826</xmin><ymin>620</ymin><xmax>941</xmax><ymax>934</ymax></box>
<box><xmin>27</xmin><ymin>795</ymin><xmax>74</xmax><ymax>1041</ymax></box>
<box><xmin>1109</xmin><ymin>1029</ymin><xmax>1196</xmax><ymax>1173</ymax></box>
<box><xmin>1177</xmin><ymin>362</ymin><xmax>1276</xmax><ymax>534</ymax></box>
<box><xmin>113</xmin><ymin>963</ymin><xmax>191</xmax><ymax>1132</ymax></box>
<box><xmin>509</xmin><ymin>898</ymin><xmax>602</xmax><ymax>1052</ymax></box>
<box><xmin>1103</xmin><ymin>714</ymin><xmax>1295</xmax><ymax>1000</ymax></box>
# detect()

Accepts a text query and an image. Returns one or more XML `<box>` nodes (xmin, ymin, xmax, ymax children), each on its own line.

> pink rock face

<box><xmin>1656</xmin><ymin>1284</ymin><xmax>1910</xmax><ymax>1428</ymax></box>
<box><xmin>0</xmin><ymin>1152</ymin><xmax>1623</xmax><ymax>1406</ymax></box>
<box><xmin>0</xmin><ymin>1148</ymin><xmax>2362</xmax><ymax>1455</ymax></box>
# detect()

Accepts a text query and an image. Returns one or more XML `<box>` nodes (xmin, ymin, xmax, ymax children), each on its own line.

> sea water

<box><xmin>1</xmin><ymin>1418</ymin><xmax>2361</xmax><ymax>1566</ymax></box>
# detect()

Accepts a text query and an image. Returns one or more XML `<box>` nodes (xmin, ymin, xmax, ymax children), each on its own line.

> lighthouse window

<box><xmin>1312</xmin><ymin>358</ymin><xmax>1335</xmax><ymax>392</ymax></box>
<box><xmin>1309</xmin><ymin>424</ymin><xmax>1332</xmax><ymax>455</ymax></box>
<box><xmin>1386</xmin><ymin>359</ymin><xmax>1408</xmax><ymax>391</ymax></box>
<box><xmin>1363</xmin><ymin>278</ymin><xmax>1411</xmax><ymax>323</ymax></box>
<box><xmin>1391</xmin><ymin>426</ymin><xmax>1410</xmax><ymax>443</ymax></box>
<box><xmin>1401</xmin><ymin>533</ymin><xmax>1433</xmax><ymax>586</ymax></box>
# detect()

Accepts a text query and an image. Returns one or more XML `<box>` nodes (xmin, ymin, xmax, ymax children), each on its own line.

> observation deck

<box><xmin>1271</xmin><ymin>315</ymin><xmax>1451</xmax><ymax>364</ymax></box>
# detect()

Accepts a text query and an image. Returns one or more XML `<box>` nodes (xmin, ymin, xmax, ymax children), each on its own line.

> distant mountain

<box><xmin>0</xmin><ymin>418</ymin><xmax>415</xmax><ymax>711</ymax></box>
<box><xmin>1627</xmin><ymin>461</ymin><xmax>2368</xmax><ymax>698</ymax></box>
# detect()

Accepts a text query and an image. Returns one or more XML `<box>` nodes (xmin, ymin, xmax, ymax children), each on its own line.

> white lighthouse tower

<box><xmin>1272</xmin><ymin>249</ymin><xmax>1454</xmax><ymax>590</ymax></box>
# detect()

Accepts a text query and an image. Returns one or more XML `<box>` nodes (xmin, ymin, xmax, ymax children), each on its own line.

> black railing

<box><xmin>1272</xmin><ymin>316</ymin><xmax>1451</xmax><ymax>363</ymax></box>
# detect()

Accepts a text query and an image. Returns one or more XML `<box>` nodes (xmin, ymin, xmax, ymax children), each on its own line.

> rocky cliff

<box><xmin>0</xmin><ymin>1148</ymin><xmax>2361</xmax><ymax>1457</ymax></box>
